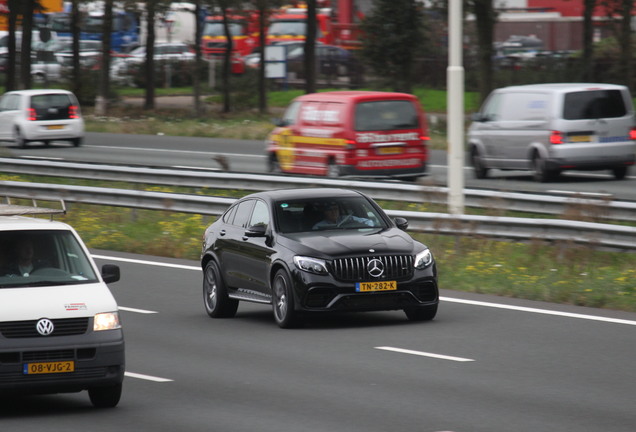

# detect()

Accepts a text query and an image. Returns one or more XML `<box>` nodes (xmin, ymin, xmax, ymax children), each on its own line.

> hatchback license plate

<box><xmin>23</xmin><ymin>361</ymin><xmax>75</xmax><ymax>375</ymax></box>
<box><xmin>356</xmin><ymin>280</ymin><xmax>397</xmax><ymax>292</ymax></box>
<box><xmin>569</xmin><ymin>135</ymin><xmax>591</xmax><ymax>143</ymax></box>
<box><xmin>47</xmin><ymin>125</ymin><xmax>64</xmax><ymax>130</ymax></box>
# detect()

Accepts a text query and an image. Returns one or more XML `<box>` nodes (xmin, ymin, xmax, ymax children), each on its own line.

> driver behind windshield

<box><xmin>312</xmin><ymin>202</ymin><xmax>373</xmax><ymax>230</ymax></box>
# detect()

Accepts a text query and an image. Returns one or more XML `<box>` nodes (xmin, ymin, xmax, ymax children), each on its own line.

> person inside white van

<box><xmin>4</xmin><ymin>236</ymin><xmax>50</xmax><ymax>277</ymax></box>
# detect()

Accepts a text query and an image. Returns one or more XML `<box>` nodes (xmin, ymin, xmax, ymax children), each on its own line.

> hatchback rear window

<box><xmin>563</xmin><ymin>90</ymin><xmax>627</xmax><ymax>120</ymax></box>
<box><xmin>30</xmin><ymin>94</ymin><xmax>76</xmax><ymax>121</ymax></box>
<box><xmin>355</xmin><ymin>100</ymin><xmax>419</xmax><ymax>131</ymax></box>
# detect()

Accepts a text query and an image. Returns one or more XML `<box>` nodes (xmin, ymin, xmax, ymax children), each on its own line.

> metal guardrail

<box><xmin>1</xmin><ymin>157</ymin><xmax>635</xmax><ymax>222</ymax></box>
<box><xmin>2</xmin><ymin>180</ymin><xmax>635</xmax><ymax>251</ymax></box>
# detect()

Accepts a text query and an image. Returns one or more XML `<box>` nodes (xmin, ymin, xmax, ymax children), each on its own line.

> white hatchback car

<box><xmin>0</xmin><ymin>89</ymin><xmax>85</xmax><ymax>148</ymax></box>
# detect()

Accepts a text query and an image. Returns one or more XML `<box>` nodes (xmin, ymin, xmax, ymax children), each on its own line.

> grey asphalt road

<box><xmin>1</xmin><ymin>251</ymin><xmax>633</xmax><ymax>432</ymax></box>
<box><xmin>4</xmin><ymin>131</ymin><xmax>636</xmax><ymax>200</ymax></box>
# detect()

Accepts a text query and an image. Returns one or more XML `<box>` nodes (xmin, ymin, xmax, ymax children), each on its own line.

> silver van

<box><xmin>468</xmin><ymin>83</ymin><xmax>636</xmax><ymax>182</ymax></box>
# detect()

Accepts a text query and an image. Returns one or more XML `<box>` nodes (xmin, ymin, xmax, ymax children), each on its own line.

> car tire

<box><xmin>203</xmin><ymin>260</ymin><xmax>238</xmax><ymax>318</ymax></box>
<box><xmin>88</xmin><ymin>383</ymin><xmax>122</xmax><ymax>408</ymax></box>
<box><xmin>404</xmin><ymin>304</ymin><xmax>437</xmax><ymax>321</ymax></box>
<box><xmin>471</xmin><ymin>147</ymin><xmax>489</xmax><ymax>179</ymax></box>
<box><xmin>532</xmin><ymin>153</ymin><xmax>557</xmax><ymax>182</ymax></box>
<box><xmin>14</xmin><ymin>128</ymin><xmax>28</xmax><ymax>148</ymax></box>
<box><xmin>612</xmin><ymin>166</ymin><xmax>628</xmax><ymax>180</ymax></box>
<box><xmin>272</xmin><ymin>269</ymin><xmax>301</xmax><ymax>328</ymax></box>
<box><xmin>71</xmin><ymin>137</ymin><xmax>83</xmax><ymax>147</ymax></box>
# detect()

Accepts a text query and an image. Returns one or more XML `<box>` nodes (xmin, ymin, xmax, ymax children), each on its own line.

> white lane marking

<box><xmin>92</xmin><ymin>254</ymin><xmax>199</xmax><ymax>271</ymax></box>
<box><xmin>375</xmin><ymin>346</ymin><xmax>474</xmax><ymax>362</ymax></box>
<box><xmin>125</xmin><ymin>372</ymin><xmax>173</xmax><ymax>382</ymax></box>
<box><xmin>119</xmin><ymin>306</ymin><xmax>158</xmax><ymax>314</ymax></box>
<box><xmin>441</xmin><ymin>296</ymin><xmax>636</xmax><ymax>326</ymax></box>
<box><xmin>93</xmin><ymin>255</ymin><xmax>636</xmax><ymax>327</ymax></box>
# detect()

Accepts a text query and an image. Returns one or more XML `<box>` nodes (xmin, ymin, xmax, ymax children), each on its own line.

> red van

<box><xmin>266</xmin><ymin>91</ymin><xmax>430</xmax><ymax>179</ymax></box>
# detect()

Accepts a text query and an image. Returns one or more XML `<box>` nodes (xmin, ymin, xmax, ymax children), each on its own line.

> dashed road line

<box><xmin>125</xmin><ymin>372</ymin><xmax>173</xmax><ymax>382</ymax></box>
<box><xmin>375</xmin><ymin>346</ymin><xmax>474</xmax><ymax>362</ymax></box>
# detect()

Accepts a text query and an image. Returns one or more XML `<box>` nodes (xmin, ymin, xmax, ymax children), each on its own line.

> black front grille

<box><xmin>329</xmin><ymin>255</ymin><xmax>414</xmax><ymax>282</ymax></box>
<box><xmin>0</xmin><ymin>318</ymin><xmax>89</xmax><ymax>338</ymax></box>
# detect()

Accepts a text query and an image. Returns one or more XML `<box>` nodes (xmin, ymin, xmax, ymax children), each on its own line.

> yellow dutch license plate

<box><xmin>47</xmin><ymin>125</ymin><xmax>64</xmax><ymax>130</ymax></box>
<box><xmin>569</xmin><ymin>135</ymin><xmax>591</xmax><ymax>143</ymax></box>
<box><xmin>23</xmin><ymin>361</ymin><xmax>75</xmax><ymax>375</ymax></box>
<box><xmin>356</xmin><ymin>280</ymin><xmax>397</xmax><ymax>292</ymax></box>
<box><xmin>377</xmin><ymin>147</ymin><xmax>403</xmax><ymax>155</ymax></box>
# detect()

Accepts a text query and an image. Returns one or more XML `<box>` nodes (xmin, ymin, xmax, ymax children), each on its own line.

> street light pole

<box><xmin>447</xmin><ymin>0</ymin><xmax>465</xmax><ymax>215</ymax></box>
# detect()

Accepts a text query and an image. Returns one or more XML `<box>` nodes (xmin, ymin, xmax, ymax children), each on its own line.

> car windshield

<box><xmin>0</xmin><ymin>230</ymin><xmax>99</xmax><ymax>288</ymax></box>
<box><xmin>275</xmin><ymin>196</ymin><xmax>388</xmax><ymax>234</ymax></box>
<box><xmin>203</xmin><ymin>22</ymin><xmax>246</xmax><ymax>37</ymax></box>
<box><xmin>355</xmin><ymin>100</ymin><xmax>420</xmax><ymax>131</ymax></box>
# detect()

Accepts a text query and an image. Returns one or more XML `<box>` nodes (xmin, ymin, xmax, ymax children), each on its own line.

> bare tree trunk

<box><xmin>96</xmin><ymin>0</ymin><xmax>114</xmax><ymax>115</ymax></box>
<box><xmin>6</xmin><ymin>0</ymin><xmax>19</xmax><ymax>91</ymax></box>
<box><xmin>257</xmin><ymin>0</ymin><xmax>267</xmax><ymax>113</ymax></box>
<box><xmin>618</xmin><ymin>0</ymin><xmax>632</xmax><ymax>88</ymax></box>
<box><xmin>304</xmin><ymin>0</ymin><xmax>316</xmax><ymax>94</ymax></box>
<box><xmin>193</xmin><ymin>0</ymin><xmax>203</xmax><ymax>116</ymax></box>
<box><xmin>144</xmin><ymin>0</ymin><xmax>157</xmax><ymax>111</ymax></box>
<box><xmin>582</xmin><ymin>0</ymin><xmax>596</xmax><ymax>81</ymax></box>
<box><xmin>20</xmin><ymin>0</ymin><xmax>34</xmax><ymax>90</ymax></box>
<box><xmin>221</xmin><ymin>5</ymin><xmax>233</xmax><ymax>113</ymax></box>
<box><xmin>472</xmin><ymin>0</ymin><xmax>495</xmax><ymax>104</ymax></box>
<box><xmin>71</xmin><ymin>0</ymin><xmax>82</xmax><ymax>97</ymax></box>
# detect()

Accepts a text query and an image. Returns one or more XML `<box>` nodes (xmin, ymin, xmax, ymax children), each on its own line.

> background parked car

<box><xmin>110</xmin><ymin>41</ymin><xmax>195</xmax><ymax>85</ymax></box>
<box><xmin>0</xmin><ymin>89</ymin><xmax>85</xmax><ymax>148</ymax></box>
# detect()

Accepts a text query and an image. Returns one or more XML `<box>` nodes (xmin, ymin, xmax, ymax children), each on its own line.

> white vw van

<box><xmin>468</xmin><ymin>83</ymin><xmax>636</xmax><ymax>182</ymax></box>
<box><xmin>0</xmin><ymin>201</ymin><xmax>124</xmax><ymax>408</ymax></box>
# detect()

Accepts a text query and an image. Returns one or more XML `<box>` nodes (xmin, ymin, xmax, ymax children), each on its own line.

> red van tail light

<box><xmin>345</xmin><ymin>139</ymin><xmax>356</xmax><ymax>149</ymax></box>
<box><xmin>420</xmin><ymin>135</ymin><xmax>430</xmax><ymax>141</ymax></box>
<box><xmin>629</xmin><ymin>128</ymin><xmax>636</xmax><ymax>141</ymax></box>
<box><xmin>69</xmin><ymin>105</ymin><xmax>79</xmax><ymax>119</ymax></box>
<box><xmin>27</xmin><ymin>108</ymin><xmax>37</xmax><ymax>121</ymax></box>
<box><xmin>550</xmin><ymin>131</ymin><xmax>564</xmax><ymax>144</ymax></box>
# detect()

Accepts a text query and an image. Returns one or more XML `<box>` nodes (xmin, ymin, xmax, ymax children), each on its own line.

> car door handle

<box><xmin>219</xmin><ymin>230</ymin><xmax>226</xmax><ymax>236</ymax></box>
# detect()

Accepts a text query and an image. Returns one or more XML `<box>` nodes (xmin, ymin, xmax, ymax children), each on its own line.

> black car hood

<box><xmin>280</xmin><ymin>228</ymin><xmax>417</xmax><ymax>257</ymax></box>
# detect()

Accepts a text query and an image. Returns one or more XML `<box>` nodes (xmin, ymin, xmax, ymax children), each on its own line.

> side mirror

<box><xmin>101</xmin><ymin>264</ymin><xmax>120</xmax><ymax>284</ymax></box>
<box><xmin>245</xmin><ymin>224</ymin><xmax>267</xmax><ymax>237</ymax></box>
<box><xmin>394</xmin><ymin>217</ymin><xmax>409</xmax><ymax>231</ymax></box>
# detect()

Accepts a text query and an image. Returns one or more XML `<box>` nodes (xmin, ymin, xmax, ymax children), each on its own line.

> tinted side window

<box><xmin>249</xmin><ymin>201</ymin><xmax>270</xmax><ymax>228</ymax></box>
<box><xmin>563</xmin><ymin>90</ymin><xmax>627</xmax><ymax>120</ymax></box>
<box><xmin>354</xmin><ymin>100</ymin><xmax>419</xmax><ymax>131</ymax></box>
<box><xmin>232</xmin><ymin>200</ymin><xmax>255</xmax><ymax>228</ymax></box>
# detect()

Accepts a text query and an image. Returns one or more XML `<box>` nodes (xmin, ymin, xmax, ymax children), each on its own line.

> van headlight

<box><xmin>414</xmin><ymin>248</ymin><xmax>433</xmax><ymax>269</ymax></box>
<box><xmin>294</xmin><ymin>256</ymin><xmax>328</xmax><ymax>275</ymax></box>
<box><xmin>94</xmin><ymin>312</ymin><xmax>121</xmax><ymax>331</ymax></box>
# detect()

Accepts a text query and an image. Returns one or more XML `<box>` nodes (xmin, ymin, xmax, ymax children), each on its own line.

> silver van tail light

<box><xmin>550</xmin><ymin>130</ymin><xmax>564</xmax><ymax>144</ymax></box>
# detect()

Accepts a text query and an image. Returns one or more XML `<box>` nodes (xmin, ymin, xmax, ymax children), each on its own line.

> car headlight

<box><xmin>414</xmin><ymin>248</ymin><xmax>433</xmax><ymax>269</ymax></box>
<box><xmin>294</xmin><ymin>256</ymin><xmax>328</xmax><ymax>275</ymax></box>
<box><xmin>94</xmin><ymin>312</ymin><xmax>121</xmax><ymax>331</ymax></box>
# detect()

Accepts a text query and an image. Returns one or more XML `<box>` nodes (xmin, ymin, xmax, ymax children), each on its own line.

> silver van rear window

<box><xmin>563</xmin><ymin>90</ymin><xmax>627</xmax><ymax>120</ymax></box>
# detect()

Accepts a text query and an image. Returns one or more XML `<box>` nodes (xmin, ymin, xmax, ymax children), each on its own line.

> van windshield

<box><xmin>0</xmin><ymin>230</ymin><xmax>98</xmax><ymax>288</ymax></box>
<box><xmin>355</xmin><ymin>100</ymin><xmax>419</xmax><ymax>131</ymax></box>
<box><xmin>563</xmin><ymin>90</ymin><xmax>627</xmax><ymax>120</ymax></box>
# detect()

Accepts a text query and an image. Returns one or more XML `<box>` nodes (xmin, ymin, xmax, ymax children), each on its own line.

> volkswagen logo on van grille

<box><xmin>367</xmin><ymin>259</ymin><xmax>385</xmax><ymax>278</ymax></box>
<box><xmin>36</xmin><ymin>319</ymin><xmax>55</xmax><ymax>336</ymax></box>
